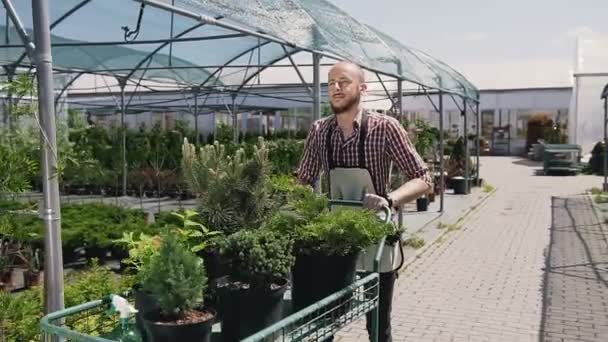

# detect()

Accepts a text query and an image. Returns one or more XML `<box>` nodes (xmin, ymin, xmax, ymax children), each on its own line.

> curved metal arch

<box><xmin>198</xmin><ymin>39</ymin><xmax>273</xmax><ymax>88</ymax></box>
<box><xmin>123</xmin><ymin>21</ymin><xmax>212</xmax><ymax>80</ymax></box>
<box><xmin>15</xmin><ymin>0</ymin><xmax>93</xmax><ymax>66</ymax></box>
<box><xmin>235</xmin><ymin>48</ymin><xmax>301</xmax><ymax>93</ymax></box>
<box><xmin>54</xmin><ymin>71</ymin><xmax>86</xmax><ymax>106</ymax></box>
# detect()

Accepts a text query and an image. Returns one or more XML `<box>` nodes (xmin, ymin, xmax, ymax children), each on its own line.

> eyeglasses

<box><xmin>328</xmin><ymin>79</ymin><xmax>353</xmax><ymax>89</ymax></box>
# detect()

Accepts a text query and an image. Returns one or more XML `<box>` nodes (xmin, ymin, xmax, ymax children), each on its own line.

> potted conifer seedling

<box><xmin>139</xmin><ymin>232</ymin><xmax>215</xmax><ymax>342</ymax></box>
<box><xmin>217</xmin><ymin>228</ymin><xmax>294</xmax><ymax>342</ymax></box>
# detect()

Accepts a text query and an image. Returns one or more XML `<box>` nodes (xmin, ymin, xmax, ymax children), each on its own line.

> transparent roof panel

<box><xmin>0</xmin><ymin>0</ymin><xmax>478</xmax><ymax>99</ymax></box>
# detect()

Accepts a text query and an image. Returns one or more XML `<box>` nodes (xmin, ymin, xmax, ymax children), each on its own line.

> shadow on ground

<box><xmin>511</xmin><ymin>158</ymin><xmax>543</xmax><ymax>167</ymax></box>
<box><xmin>540</xmin><ymin>195</ymin><xmax>608</xmax><ymax>341</ymax></box>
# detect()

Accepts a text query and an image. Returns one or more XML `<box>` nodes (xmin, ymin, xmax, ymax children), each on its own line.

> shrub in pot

<box><xmin>139</xmin><ymin>232</ymin><xmax>215</xmax><ymax>342</ymax></box>
<box><xmin>266</xmin><ymin>185</ymin><xmax>394</xmax><ymax>313</ymax></box>
<box><xmin>217</xmin><ymin>228</ymin><xmax>294</xmax><ymax>342</ymax></box>
<box><xmin>290</xmin><ymin>210</ymin><xmax>394</xmax><ymax>312</ymax></box>
<box><xmin>113</xmin><ymin>231</ymin><xmax>162</xmax><ymax>340</ymax></box>
<box><xmin>181</xmin><ymin>138</ymin><xmax>276</xmax><ymax>236</ymax></box>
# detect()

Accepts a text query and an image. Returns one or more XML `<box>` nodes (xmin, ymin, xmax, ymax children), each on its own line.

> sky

<box><xmin>328</xmin><ymin>0</ymin><xmax>608</xmax><ymax>89</ymax></box>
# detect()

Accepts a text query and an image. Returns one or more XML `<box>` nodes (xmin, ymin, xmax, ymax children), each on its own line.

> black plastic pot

<box><xmin>218</xmin><ymin>278</ymin><xmax>288</xmax><ymax>342</ymax></box>
<box><xmin>133</xmin><ymin>285</ymin><xmax>160</xmax><ymax>341</ymax></box>
<box><xmin>291</xmin><ymin>253</ymin><xmax>358</xmax><ymax>313</ymax></box>
<box><xmin>142</xmin><ymin>308</ymin><xmax>215</xmax><ymax>342</ymax></box>
<box><xmin>416</xmin><ymin>197</ymin><xmax>429</xmax><ymax>211</ymax></box>
<box><xmin>452</xmin><ymin>177</ymin><xmax>469</xmax><ymax>195</ymax></box>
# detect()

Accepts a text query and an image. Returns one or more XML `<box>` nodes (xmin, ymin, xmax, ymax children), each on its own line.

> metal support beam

<box><xmin>118</xmin><ymin>78</ymin><xmax>128</xmax><ymax>196</ymax></box>
<box><xmin>236</xmin><ymin>48</ymin><xmax>302</xmax><ymax>93</ymax></box>
<box><xmin>193</xmin><ymin>86</ymin><xmax>200</xmax><ymax>144</ymax></box>
<box><xmin>475</xmin><ymin>102</ymin><xmax>480</xmax><ymax>185</ymax></box>
<box><xmin>604</xmin><ymin>95</ymin><xmax>608</xmax><ymax>191</ymax></box>
<box><xmin>462</xmin><ymin>98</ymin><xmax>469</xmax><ymax>194</ymax></box>
<box><xmin>376</xmin><ymin>73</ymin><xmax>398</xmax><ymax>112</ymax></box>
<box><xmin>124</xmin><ymin>23</ymin><xmax>208</xmax><ymax>80</ymax></box>
<box><xmin>313</xmin><ymin>52</ymin><xmax>322</xmax><ymax>193</ymax></box>
<box><xmin>1</xmin><ymin>33</ymin><xmax>250</xmax><ymax>49</ymax></box>
<box><xmin>438</xmin><ymin>88</ymin><xmax>445</xmax><ymax>212</ymax></box>
<box><xmin>282</xmin><ymin>45</ymin><xmax>313</xmax><ymax>98</ymax></box>
<box><xmin>1</xmin><ymin>0</ymin><xmax>36</xmax><ymax>58</ymax></box>
<box><xmin>397</xmin><ymin>77</ymin><xmax>404</xmax><ymax>228</ymax></box>
<box><xmin>31</xmin><ymin>0</ymin><xmax>65</xmax><ymax>322</ymax></box>
<box><xmin>422</xmin><ymin>87</ymin><xmax>441</xmax><ymax>114</ymax></box>
<box><xmin>231</xmin><ymin>93</ymin><xmax>238</xmax><ymax>143</ymax></box>
<box><xmin>14</xmin><ymin>0</ymin><xmax>92</xmax><ymax>66</ymax></box>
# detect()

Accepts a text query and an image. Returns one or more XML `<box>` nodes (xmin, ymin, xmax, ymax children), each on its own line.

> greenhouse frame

<box><xmin>1</xmin><ymin>0</ymin><xmax>480</xmax><ymax>321</ymax></box>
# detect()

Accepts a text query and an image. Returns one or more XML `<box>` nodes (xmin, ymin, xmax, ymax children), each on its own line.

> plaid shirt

<box><xmin>297</xmin><ymin>111</ymin><xmax>432</xmax><ymax>197</ymax></box>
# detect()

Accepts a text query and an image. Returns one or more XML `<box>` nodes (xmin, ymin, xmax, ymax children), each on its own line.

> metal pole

<box><xmin>396</xmin><ymin>76</ymin><xmax>404</xmax><ymax>227</ymax></box>
<box><xmin>439</xmin><ymin>88</ymin><xmax>445</xmax><ymax>212</ymax></box>
<box><xmin>476</xmin><ymin>102</ymin><xmax>481</xmax><ymax>185</ymax></box>
<box><xmin>463</xmin><ymin>98</ymin><xmax>469</xmax><ymax>194</ymax></box>
<box><xmin>312</xmin><ymin>52</ymin><xmax>321</xmax><ymax>193</ymax></box>
<box><xmin>231</xmin><ymin>93</ymin><xmax>238</xmax><ymax>143</ymax></box>
<box><xmin>193</xmin><ymin>86</ymin><xmax>199</xmax><ymax>144</ymax></box>
<box><xmin>119</xmin><ymin>78</ymin><xmax>127</xmax><ymax>196</ymax></box>
<box><xmin>31</xmin><ymin>0</ymin><xmax>65</xmax><ymax>319</ymax></box>
<box><xmin>3</xmin><ymin>66</ymin><xmax>14</xmax><ymax>128</ymax></box>
<box><xmin>604</xmin><ymin>96</ymin><xmax>608</xmax><ymax>191</ymax></box>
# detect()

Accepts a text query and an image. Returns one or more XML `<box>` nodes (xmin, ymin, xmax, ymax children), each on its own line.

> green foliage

<box><xmin>114</xmin><ymin>232</ymin><xmax>161</xmax><ymax>282</ymax></box>
<box><xmin>266</xmin><ymin>139</ymin><xmax>305</xmax><ymax>175</ymax></box>
<box><xmin>590</xmin><ymin>187</ymin><xmax>603</xmax><ymax>195</ymax></box>
<box><xmin>220</xmin><ymin>229</ymin><xmax>294</xmax><ymax>288</ymax></box>
<box><xmin>0</xmin><ymin>142</ymin><xmax>38</xmax><ymax>193</ymax></box>
<box><xmin>0</xmin><ymin>202</ymin><xmax>155</xmax><ymax>253</ymax></box>
<box><xmin>170</xmin><ymin>210</ymin><xmax>222</xmax><ymax>253</ymax></box>
<box><xmin>268</xmin><ymin>175</ymin><xmax>328</xmax><ymax>220</ymax></box>
<box><xmin>215</xmin><ymin>122</ymin><xmax>235</xmax><ymax>146</ymax></box>
<box><xmin>182</xmin><ymin>139</ymin><xmax>275</xmax><ymax>234</ymax></box>
<box><xmin>482</xmin><ymin>183</ymin><xmax>495</xmax><ymax>193</ymax></box>
<box><xmin>292</xmin><ymin>209</ymin><xmax>395</xmax><ymax>257</ymax></box>
<box><xmin>411</xmin><ymin>119</ymin><xmax>438</xmax><ymax>159</ymax></box>
<box><xmin>140</xmin><ymin>233</ymin><xmax>206</xmax><ymax>319</ymax></box>
<box><xmin>0</xmin><ymin>260</ymin><xmax>134</xmax><ymax>342</ymax></box>
<box><xmin>264</xmin><ymin>178</ymin><xmax>396</xmax><ymax>255</ymax></box>
<box><xmin>0</xmin><ymin>125</ymin><xmax>39</xmax><ymax>193</ymax></box>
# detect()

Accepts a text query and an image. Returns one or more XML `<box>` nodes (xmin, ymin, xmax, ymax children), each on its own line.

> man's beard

<box><xmin>330</xmin><ymin>93</ymin><xmax>360</xmax><ymax>115</ymax></box>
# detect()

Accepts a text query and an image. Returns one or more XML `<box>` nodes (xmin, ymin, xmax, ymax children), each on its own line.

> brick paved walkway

<box><xmin>337</xmin><ymin>157</ymin><xmax>607</xmax><ymax>342</ymax></box>
<box><xmin>542</xmin><ymin>195</ymin><xmax>608</xmax><ymax>342</ymax></box>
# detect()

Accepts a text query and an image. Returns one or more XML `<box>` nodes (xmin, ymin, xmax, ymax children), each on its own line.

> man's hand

<box><xmin>362</xmin><ymin>193</ymin><xmax>389</xmax><ymax>211</ymax></box>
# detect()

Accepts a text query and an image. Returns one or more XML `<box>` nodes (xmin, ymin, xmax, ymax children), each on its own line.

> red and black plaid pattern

<box><xmin>297</xmin><ymin>112</ymin><xmax>432</xmax><ymax>196</ymax></box>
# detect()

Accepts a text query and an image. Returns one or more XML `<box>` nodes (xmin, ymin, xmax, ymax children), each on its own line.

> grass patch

<box><xmin>437</xmin><ymin>222</ymin><xmax>449</xmax><ymax>230</ymax></box>
<box><xmin>403</xmin><ymin>235</ymin><xmax>426</xmax><ymax>249</ymax></box>
<box><xmin>447</xmin><ymin>223</ymin><xmax>461</xmax><ymax>232</ymax></box>
<box><xmin>594</xmin><ymin>194</ymin><xmax>608</xmax><ymax>204</ymax></box>
<box><xmin>590</xmin><ymin>187</ymin><xmax>603</xmax><ymax>195</ymax></box>
<box><xmin>482</xmin><ymin>183</ymin><xmax>495</xmax><ymax>193</ymax></box>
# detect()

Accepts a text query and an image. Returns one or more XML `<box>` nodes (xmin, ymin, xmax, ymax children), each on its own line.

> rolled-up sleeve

<box><xmin>385</xmin><ymin>117</ymin><xmax>433</xmax><ymax>188</ymax></box>
<box><xmin>297</xmin><ymin>121</ymin><xmax>322</xmax><ymax>186</ymax></box>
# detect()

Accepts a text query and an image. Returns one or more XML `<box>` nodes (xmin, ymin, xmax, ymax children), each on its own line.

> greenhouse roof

<box><xmin>0</xmin><ymin>0</ymin><xmax>479</xmax><ymax>100</ymax></box>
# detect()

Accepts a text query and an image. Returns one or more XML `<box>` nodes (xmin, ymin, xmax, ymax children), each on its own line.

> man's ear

<box><xmin>360</xmin><ymin>82</ymin><xmax>368</xmax><ymax>94</ymax></box>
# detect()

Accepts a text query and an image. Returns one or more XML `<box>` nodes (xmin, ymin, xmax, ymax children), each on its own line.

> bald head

<box><xmin>329</xmin><ymin>61</ymin><xmax>365</xmax><ymax>83</ymax></box>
